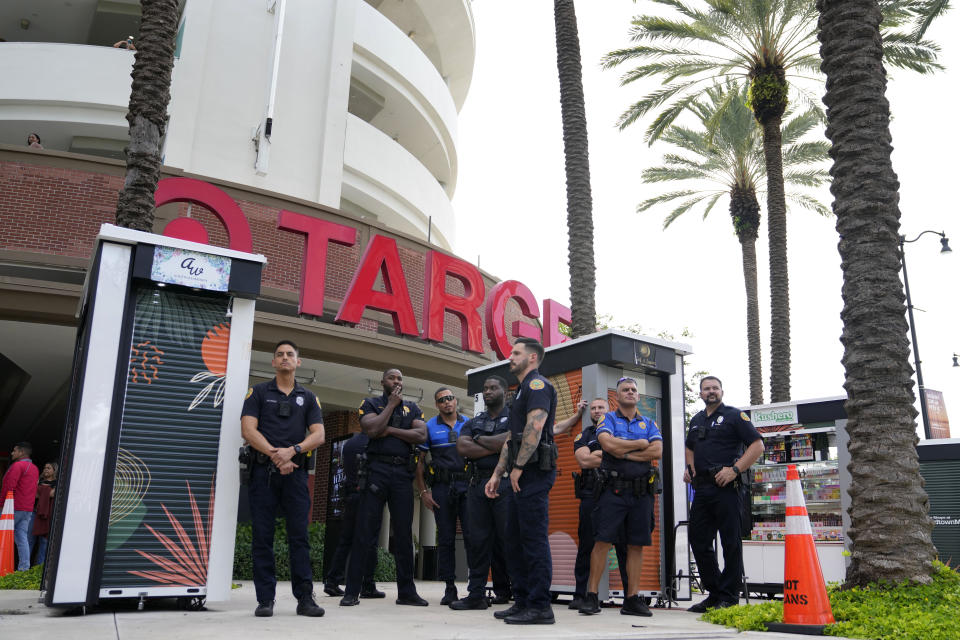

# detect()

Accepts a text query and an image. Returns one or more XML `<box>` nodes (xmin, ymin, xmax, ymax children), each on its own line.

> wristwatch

<box><xmin>731</xmin><ymin>463</ymin><xmax>741</xmax><ymax>474</ymax></box>
<box><xmin>513</xmin><ymin>463</ymin><xmax>524</xmax><ymax>471</ymax></box>
<box><xmin>294</xmin><ymin>444</ymin><xmax>302</xmax><ymax>454</ymax></box>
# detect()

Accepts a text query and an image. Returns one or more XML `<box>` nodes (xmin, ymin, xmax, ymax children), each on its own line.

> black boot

<box><xmin>254</xmin><ymin>600</ymin><xmax>274</xmax><ymax>617</ymax></box>
<box><xmin>296</xmin><ymin>595</ymin><xmax>325</xmax><ymax>617</ymax></box>
<box><xmin>441</xmin><ymin>583</ymin><xmax>458</xmax><ymax>606</ymax></box>
<box><xmin>621</xmin><ymin>594</ymin><xmax>652</xmax><ymax>617</ymax></box>
<box><xmin>578</xmin><ymin>592</ymin><xmax>600</xmax><ymax>615</ymax></box>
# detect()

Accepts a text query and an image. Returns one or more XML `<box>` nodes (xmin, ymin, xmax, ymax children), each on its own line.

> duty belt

<box><xmin>430</xmin><ymin>466</ymin><xmax>469</xmax><ymax>485</ymax></box>
<box><xmin>602</xmin><ymin>468</ymin><xmax>662</xmax><ymax>497</ymax></box>
<box><xmin>466</xmin><ymin>461</ymin><xmax>499</xmax><ymax>485</ymax></box>
<box><xmin>367</xmin><ymin>452</ymin><xmax>412</xmax><ymax>466</ymax></box>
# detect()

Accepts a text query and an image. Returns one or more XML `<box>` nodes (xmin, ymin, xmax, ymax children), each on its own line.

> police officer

<box><xmin>340</xmin><ymin>368</ymin><xmax>429</xmax><ymax>607</ymax></box>
<box><xmin>485</xmin><ymin>338</ymin><xmax>558</xmax><ymax>625</ymax></box>
<box><xmin>322</xmin><ymin>431</ymin><xmax>383</xmax><ymax>599</ymax></box>
<box><xmin>450</xmin><ymin>375</ymin><xmax>514</xmax><ymax>610</ymax></box>
<box><xmin>568</xmin><ymin>398</ymin><xmax>629</xmax><ymax>610</ymax></box>
<box><xmin>241</xmin><ymin>340</ymin><xmax>326</xmax><ymax>618</ymax></box>
<box><xmin>414</xmin><ymin>387</ymin><xmax>470</xmax><ymax>605</ymax></box>
<box><xmin>684</xmin><ymin>376</ymin><xmax>764</xmax><ymax>613</ymax></box>
<box><xmin>579</xmin><ymin>377</ymin><xmax>661</xmax><ymax>617</ymax></box>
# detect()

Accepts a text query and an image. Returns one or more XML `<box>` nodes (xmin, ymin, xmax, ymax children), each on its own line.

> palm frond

<box><xmin>636</xmin><ymin>189</ymin><xmax>700</xmax><ymax>213</ymax></box>
<box><xmin>781</xmin><ymin>142</ymin><xmax>831</xmax><ymax>167</ymax></box>
<box><xmin>784</xmin><ymin>168</ymin><xmax>830</xmax><ymax>187</ymax></box>
<box><xmin>881</xmin><ymin>33</ymin><xmax>944</xmax><ymax>73</ymax></box>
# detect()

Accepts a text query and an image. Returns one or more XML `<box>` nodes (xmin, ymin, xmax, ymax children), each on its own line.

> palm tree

<box><xmin>554</xmin><ymin>0</ymin><xmax>597</xmax><ymax>337</ymax></box>
<box><xmin>816</xmin><ymin>0</ymin><xmax>937</xmax><ymax>585</ymax></box>
<box><xmin>602</xmin><ymin>0</ymin><xmax>942</xmax><ymax>402</ymax></box>
<box><xmin>115</xmin><ymin>0</ymin><xmax>181</xmax><ymax>231</ymax></box>
<box><xmin>638</xmin><ymin>81</ymin><xmax>829</xmax><ymax>405</ymax></box>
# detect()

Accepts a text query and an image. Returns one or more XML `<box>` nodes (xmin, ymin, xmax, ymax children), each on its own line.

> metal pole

<box><xmin>900</xmin><ymin>238</ymin><xmax>931</xmax><ymax>439</ymax></box>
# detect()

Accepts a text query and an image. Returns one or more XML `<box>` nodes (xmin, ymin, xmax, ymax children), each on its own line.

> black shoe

<box><xmin>323</xmin><ymin>583</ymin><xmax>344</xmax><ymax>597</ymax></box>
<box><xmin>296</xmin><ymin>595</ymin><xmax>325</xmax><ymax>617</ymax></box>
<box><xmin>493</xmin><ymin>603</ymin><xmax>523</xmax><ymax>619</ymax></box>
<box><xmin>441</xmin><ymin>584</ymin><xmax>459</xmax><ymax>606</ymax></box>
<box><xmin>254</xmin><ymin>600</ymin><xmax>274</xmax><ymax>617</ymax></box>
<box><xmin>450</xmin><ymin>597</ymin><xmax>488</xmax><ymax>610</ymax></box>
<box><xmin>396</xmin><ymin>593</ymin><xmax>429</xmax><ymax>606</ymax></box>
<box><xmin>490</xmin><ymin>592</ymin><xmax>511</xmax><ymax>605</ymax></box>
<box><xmin>621</xmin><ymin>595</ymin><xmax>652</xmax><ymax>617</ymax></box>
<box><xmin>578</xmin><ymin>592</ymin><xmax>600</xmax><ymax>615</ymax></box>
<box><xmin>687</xmin><ymin>595</ymin><xmax>719</xmax><ymax>613</ymax></box>
<box><xmin>339</xmin><ymin>594</ymin><xmax>360</xmax><ymax>606</ymax></box>
<box><xmin>714</xmin><ymin>599</ymin><xmax>739</xmax><ymax>609</ymax></box>
<box><xmin>568</xmin><ymin>596</ymin><xmax>584</xmax><ymax>610</ymax></box>
<box><xmin>360</xmin><ymin>587</ymin><xmax>386</xmax><ymax>599</ymax></box>
<box><xmin>504</xmin><ymin>607</ymin><xmax>555</xmax><ymax>625</ymax></box>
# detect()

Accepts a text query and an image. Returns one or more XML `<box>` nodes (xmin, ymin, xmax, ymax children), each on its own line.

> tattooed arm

<box><xmin>509</xmin><ymin>408</ymin><xmax>547</xmax><ymax>492</ymax></box>
<box><xmin>485</xmin><ymin>441</ymin><xmax>512</xmax><ymax>498</ymax></box>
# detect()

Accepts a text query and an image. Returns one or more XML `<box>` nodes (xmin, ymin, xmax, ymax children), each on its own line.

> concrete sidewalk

<box><xmin>0</xmin><ymin>580</ymin><xmax>845</xmax><ymax>639</ymax></box>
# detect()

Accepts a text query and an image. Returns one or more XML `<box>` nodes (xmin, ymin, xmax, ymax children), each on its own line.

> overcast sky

<box><xmin>452</xmin><ymin>1</ymin><xmax>960</xmax><ymax>433</ymax></box>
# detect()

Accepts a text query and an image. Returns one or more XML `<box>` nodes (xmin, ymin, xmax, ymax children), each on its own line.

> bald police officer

<box><xmin>684</xmin><ymin>376</ymin><xmax>764</xmax><ymax>613</ymax></box>
<box><xmin>241</xmin><ymin>340</ymin><xmax>326</xmax><ymax>618</ymax></box>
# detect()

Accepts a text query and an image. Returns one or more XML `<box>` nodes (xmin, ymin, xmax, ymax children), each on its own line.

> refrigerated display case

<box><xmin>742</xmin><ymin>398</ymin><xmax>848</xmax><ymax>594</ymax></box>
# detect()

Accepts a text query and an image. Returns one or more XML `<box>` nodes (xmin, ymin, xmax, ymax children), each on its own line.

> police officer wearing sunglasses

<box><xmin>415</xmin><ymin>388</ymin><xmax>470</xmax><ymax>605</ymax></box>
<box><xmin>241</xmin><ymin>340</ymin><xmax>326</xmax><ymax>618</ymax></box>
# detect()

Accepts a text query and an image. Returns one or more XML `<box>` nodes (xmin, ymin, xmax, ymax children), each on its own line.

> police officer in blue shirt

<box><xmin>322</xmin><ymin>432</ymin><xmax>383</xmax><ymax>599</ymax></box>
<box><xmin>450</xmin><ymin>375</ymin><xmax>515</xmax><ymax>610</ymax></box>
<box><xmin>241</xmin><ymin>340</ymin><xmax>326</xmax><ymax>618</ymax></box>
<box><xmin>485</xmin><ymin>338</ymin><xmax>558</xmax><ymax>625</ymax></box>
<box><xmin>567</xmin><ymin>397</ymin><xmax>629</xmax><ymax>610</ymax></box>
<box><xmin>340</xmin><ymin>368</ymin><xmax>428</xmax><ymax>607</ymax></box>
<box><xmin>684</xmin><ymin>376</ymin><xmax>764</xmax><ymax>613</ymax></box>
<box><xmin>579</xmin><ymin>376</ymin><xmax>662</xmax><ymax>617</ymax></box>
<box><xmin>414</xmin><ymin>387</ymin><xmax>470</xmax><ymax>605</ymax></box>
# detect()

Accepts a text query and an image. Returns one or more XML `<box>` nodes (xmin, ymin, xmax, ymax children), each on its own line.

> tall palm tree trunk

<box><xmin>731</xmin><ymin>186</ymin><xmax>764</xmax><ymax>405</ymax></box>
<box><xmin>762</xmin><ymin>117</ymin><xmax>791</xmax><ymax>402</ymax></box>
<box><xmin>817</xmin><ymin>0</ymin><xmax>936</xmax><ymax>586</ymax></box>
<box><xmin>554</xmin><ymin>0</ymin><xmax>596</xmax><ymax>338</ymax></box>
<box><xmin>116</xmin><ymin>0</ymin><xmax>180</xmax><ymax>231</ymax></box>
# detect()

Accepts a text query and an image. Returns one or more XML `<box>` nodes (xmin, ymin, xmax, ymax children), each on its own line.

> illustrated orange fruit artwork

<box><xmin>201</xmin><ymin>323</ymin><xmax>230</xmax><ymax>377</ymax></box>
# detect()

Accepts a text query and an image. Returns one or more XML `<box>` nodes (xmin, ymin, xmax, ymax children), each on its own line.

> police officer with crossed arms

<box><xmin>241</xmin><ymin>340</ymin><xmax>326</xmax><ymax>618</ymax></box>
<box><xmin>579</xmin><ymin>376</ymin><xmax>661</xmax><ymax>617</ymax></box>
<box><xmin>684</xmin><ymin>375</ymin><xmax>763</xmax><ymax>613</ymax></box>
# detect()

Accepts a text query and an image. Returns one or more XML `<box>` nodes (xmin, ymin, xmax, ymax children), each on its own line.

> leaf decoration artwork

<box><xmin>130</xmin><ymin>341</ymin><xmax>165</xmax><ymax>384</ymax></box>
<box><xmin>188</xmin><ymin>322</ymin><xmax>231</xmax><ymax>411</ymax></box>
<box><xmin>106</xmin><ymin>449</ymin><xmax>152</xmax><ymax>551</ymax></box>
<box><xmin>128</xmin><ymin>479</ymin><xmax>215</xmax><ymax>587</ymax></box>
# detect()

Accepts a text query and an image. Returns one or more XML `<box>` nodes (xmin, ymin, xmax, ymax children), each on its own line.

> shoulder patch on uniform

<box><xmin>245</xmin><ymin>387</ymin><xmax>253</xmax><ymax>399</ymax></box>
<box><xmin>596</xmin><ymin>415</ymin><xmax>606</xmax><ymax>426</ymax></box>
<box><xmin>529</xmin><ymin>379</ymin><xmax>545</xmax><ymax>390</ymax></box>
<box><xmin>316</xmin><ymin>397</ymin><xmax>322</xmax><ymax>409</ymax></box>
<box><xmin>740</xmin><ymin>412</ymin><xmax>750</xmax><ymax>421</ymax></box>
<box><xmin>574</xmin><ymin>433</ymin><xmax>582</xmax><ymax>442</ymax></box>
<box><xmin>403</xmin><ymin>405</ymin><xmax>410</xmax><ymax>415</ymax></box>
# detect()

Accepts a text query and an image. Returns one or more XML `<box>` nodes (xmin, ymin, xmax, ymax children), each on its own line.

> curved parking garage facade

<box><xmin>0</xmin><ymin>1</ymin><xmax>572</xmax><ymax>547</ymax></box>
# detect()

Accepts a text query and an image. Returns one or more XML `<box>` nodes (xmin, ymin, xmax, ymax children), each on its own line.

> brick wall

<box><xmin>310</xmin><ymin>410</ymin><xmax>360</xmax><ymax>523</ymax></box>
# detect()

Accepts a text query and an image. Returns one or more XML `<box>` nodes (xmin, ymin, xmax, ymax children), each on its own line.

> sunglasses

<box><xmin>435</xmin><ymin>395</ymin><xmax>456</xmax><ymax>403</ymax></box>
<box><xmin>617</xmin><ymin>376</ymin><xmax>637</xmax><ymax>386</ymax></box>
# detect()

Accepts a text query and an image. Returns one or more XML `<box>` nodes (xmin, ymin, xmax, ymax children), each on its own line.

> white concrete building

<box><xmin>0</xmin><ymin>0</ymin><xmax>474</xmax><ymax>250</ymax></box>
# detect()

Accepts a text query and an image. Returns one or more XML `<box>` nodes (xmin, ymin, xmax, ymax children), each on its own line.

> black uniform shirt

<box><xmin>460</xmin><ymin>409</ymin><xmax>511</xmax><ymax>470</ymax></box>
<box><xmin>341</xmin><ymin>432</ymin><xmax>369</xmax><ymax>487</ymax></box>
<box><xmin>685</xmin><ymin>403</ymin><xmax>762</xmax><ymax>474</ymax></box>
<box><xmin>242</xmin><ymin>378</ymin><xmax>323</xmax><ymax>447</ymax></box>
<box><xmin>573</xmin><ymin>423</ymin><xmax>601</xmax><ymax>456</ymax></box>
<box><xmin>358</xmin><ymin>394</ymin><xmax>425</xmax><ymax>457</ymax></box>
<box><xmin>509</xmin><ymin>369</ymin><xmax>557</xmax><ymax>443</ymax></box>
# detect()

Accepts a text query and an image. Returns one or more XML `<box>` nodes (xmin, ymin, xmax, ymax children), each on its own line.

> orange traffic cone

<box><xmin>0</xmin><ymin>491</ymin><xmax>15</xmax><ymax>577</ymax></box>
<box><xmin>768</xmin><ymin>464</ymin><xmax>835</xmax><ymax>634</ymax></box>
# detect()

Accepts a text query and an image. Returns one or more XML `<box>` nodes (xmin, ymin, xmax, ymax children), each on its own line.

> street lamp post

<box><xmin>899</xmin><ymin>230</ymin><xmax>951</xmax><ymax>440</ymax></box>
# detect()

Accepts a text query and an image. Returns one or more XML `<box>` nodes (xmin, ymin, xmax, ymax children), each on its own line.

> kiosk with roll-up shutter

<box><xmin>43</xmin><ymin>224</ymin><xmax>264</xmax><ymax>610</ymax></box>
<box><xmin>466</xmin><ymin>330</ymin><xmax>691</xmax><ymax>605</ymax></box>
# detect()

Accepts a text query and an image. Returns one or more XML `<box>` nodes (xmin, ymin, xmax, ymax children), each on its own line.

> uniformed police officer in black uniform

<box><xmin>485</xmin><ymin>338</ymin><xmax>558</xmax><ymax>625</ymax></box>
<box><xmin>322</xmin><ymin>431</ymin><xmax>383</xmax><ymax>599</ymax></box>
<box><xmin>241</xmin><ymin>340</ymin><xmax>326</xmax><ymax>618</ymax></box>
<box><xmin>450</xmin><ymin>375</ymin><xmax>515</xmax><ymax>610</ymax></box>
<box><xmin>684</xmin><ymin>375</ymin><xmax>764</xmax><ymax>613</ymax></box>
<box><xmin>568</xmin><ymin>397</ymin><xmax>629</xmax><ymax>610</ymax></box>
<box><xmin>340</xmin><ymin>368</ymin><xmax>428</xmax><ymax>607</ymax></box>
<box><xmin>414</xmin><ymin>388</ymin><xmax>470</xmax><ymax>605</ymax></box>
<box><xmin>580</xmin><ymin>377</ymin><xmax>662</xmax><ymax>617</ymax></box>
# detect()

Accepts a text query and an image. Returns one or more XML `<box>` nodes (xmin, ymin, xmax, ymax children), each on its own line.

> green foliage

<box><xmin>702</xmin><ymin>561</ymin><xmax>960</xmax><ymax>640</ymax></box>
<box><xmin>746</xmin><ymin>70</ymin><xmax>789</xmax><ymax>122</ymax></box>
<box><xmin>233</xmin><ymin>520</ymin><xmax>397</xmax><ymax>582</ymax></box>
<box><xmin>0</xmin><ymin>563</ymin><xmax>44</xmax><ymax>590</ymax></box>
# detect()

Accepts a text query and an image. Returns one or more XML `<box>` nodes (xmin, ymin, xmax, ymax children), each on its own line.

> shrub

<box><xmin>233</xmin><ymin>520</ymin><xmax>397</xmax><ymax>582</ymax></box>
<box><xmin>702</xmin><ymin>561</ymin><xmax>960</xmax><ymax>640</ymax></box>
<box><xmin>0</xmin><ymin>563</ymin><xmax>43</xmax><ymax>590</ymax></box>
